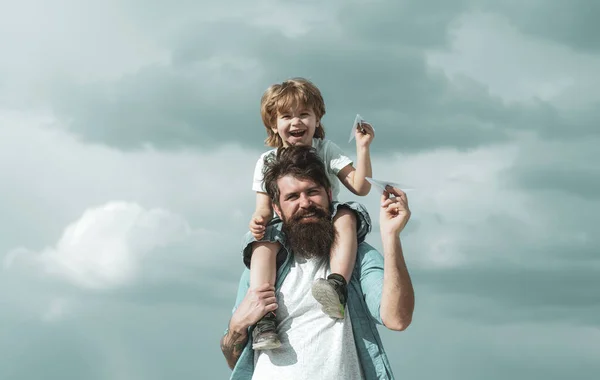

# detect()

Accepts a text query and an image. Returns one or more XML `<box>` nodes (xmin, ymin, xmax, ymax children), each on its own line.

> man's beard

<box><xmin>281</xmin><ymin>205</ymin><xmax>336</xmax><ymax>259</ymax></box>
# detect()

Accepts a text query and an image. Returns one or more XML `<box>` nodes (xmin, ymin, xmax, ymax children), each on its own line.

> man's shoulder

<box><xmin>356</xmin><ymin>241</ymin><xmax>384</xmax><ymax>266</ymax></box>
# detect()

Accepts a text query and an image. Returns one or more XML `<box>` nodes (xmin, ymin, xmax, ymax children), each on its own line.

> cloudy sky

<box><xmin>1</xmin><ymin>0</ymin><xmax>599</xmax><ymax>379</ymax></box>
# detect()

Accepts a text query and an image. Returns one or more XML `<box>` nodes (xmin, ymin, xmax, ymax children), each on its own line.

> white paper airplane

<box><xmin>348</xmin><ymin>114</ymin><xmax>374</xmax><ymax>143</ymax></box>
<box><xmin>366</xmin><ymin>177</ymin><xmax>414</xmax><ymax>195</ymax></box>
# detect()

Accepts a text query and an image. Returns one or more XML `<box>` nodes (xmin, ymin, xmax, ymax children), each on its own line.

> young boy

<box><xmin>245</xmin><ymin>78</ymin><xmax>374</xmax><ymax>350</ymax></box>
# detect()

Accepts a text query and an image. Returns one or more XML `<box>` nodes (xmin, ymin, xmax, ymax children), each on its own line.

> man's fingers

<box><xmin>265</xmin><ymin>303</ymin><xmax>278</xmax><ymax>312</ymax></box>
<box><xmin>381</xmin><ymin>198</ymin><xmax>395</xmax><ymax>208</ymax></box>
<box><xmin>385</xmin><ymin>185</ymin><xmax>406</xmax><ymax>199</ymax></box>
<box><xmin>380</xmin><ymin>190</ymin><xmax>390</xmax><ymax>204</ymax></box>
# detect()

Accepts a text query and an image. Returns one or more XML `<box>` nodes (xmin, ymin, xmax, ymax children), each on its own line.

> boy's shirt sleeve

<box><xmin>356</xmin><ymin>243</ymin><xmax>385</xmax><ymax>325</ymax></box>
<box><xmin>252</xmin><ymin>154</ymin><xmax>267</xmax><ymax>193</ymax></box>
<box><xmin>322</xmin><ymin>139</ymin><xmax>353</xmax><ymax>174</ymax></box>
<box><xmin>252</xmin><ymin>150</ymin><xmax>277</xmax><ymax>193</ymax></box>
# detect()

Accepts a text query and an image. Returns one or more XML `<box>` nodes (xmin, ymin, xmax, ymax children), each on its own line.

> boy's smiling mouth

<box><xmin>289</xmin><ymin>130</ymin><xmax>306</xmax><ymax>137</ymax></box>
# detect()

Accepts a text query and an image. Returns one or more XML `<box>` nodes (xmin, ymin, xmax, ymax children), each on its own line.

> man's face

<box><xmin>273</xmin><ymin>175</ymin><xmax>331</xmax><ymax>222</ymax></box>
<box><xmin>273</xmin><ymin>175</ymin><xmax>335</xmax><ymax>259</ymax></box>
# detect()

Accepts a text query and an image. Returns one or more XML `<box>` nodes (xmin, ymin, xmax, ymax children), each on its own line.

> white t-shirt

<box><xmin>252</xmin><ymin>255</ymin><xmax>364</xmax><ymax>380</ymax></box>
<box><xmin>252</xmin><ymin>139</ymin><xmax>353</xmax><ymax>201</ymax></box>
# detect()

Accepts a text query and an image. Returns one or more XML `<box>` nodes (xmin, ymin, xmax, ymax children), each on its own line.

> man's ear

<box><xmin>327</xmin><ymin>188</ymin><xmax>332</xmax><ymax>202</ymax></box>
<box><xmin>273</xmin><ymin>202</ymin><xmax>283</xmax><ymax>219</ymax></box>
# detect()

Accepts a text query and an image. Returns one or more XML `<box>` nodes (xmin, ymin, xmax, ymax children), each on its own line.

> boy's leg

<box><xmin>329</xmin><ymin>207</ymin><xmax>357</xmax><ymax>284</ymax></box>
<box><xmin>311</xmin><ymin>207</ymin><xmax>357</xmax><ymax>319</ymax></box>
<box><xmin>249</xmin><ymin>241</ymin><xmax>278</xmax><ymax>289</ymax></box>
<box><xmin>250</xmin><ymin>241</ymin><xmax>282</xmax><ymax>350</ymax></box>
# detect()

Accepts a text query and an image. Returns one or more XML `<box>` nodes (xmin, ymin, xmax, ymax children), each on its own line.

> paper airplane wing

<box><xmin>349</xmin><ymin>114</ymin><xmax>368</xmax><ymax>142</ymax></box>
<box><xmin>366</xmin><ymin>177</ymin><xmax>414</xmax><ymax>195</ymax></box>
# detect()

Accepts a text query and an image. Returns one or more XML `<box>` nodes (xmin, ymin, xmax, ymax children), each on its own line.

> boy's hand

<box><xmin>379</xmin><ymin>186</ymin><xmax>411</xmax><ymax>237</ymax></box>
<box><xmin>249</xmin><ymin>214</ymin><xmax>270</xmax><ymax>239</ymax></box>
<box><xmin>355</xmin><ymin>121</ymin><xmax>375</xmax><ymax>148</ymax></box>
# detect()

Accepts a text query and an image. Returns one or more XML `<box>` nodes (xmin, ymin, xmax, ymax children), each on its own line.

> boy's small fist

<box><xmin>249</xmin><ymin>216</ymin><xmax>267</xmax><ymax>239</ymax></box>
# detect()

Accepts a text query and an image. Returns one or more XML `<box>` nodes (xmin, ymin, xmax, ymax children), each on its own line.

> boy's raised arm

<box><xmin>338</xmin><ymin>121</ymin><xmax>375</xmax><ymax>196</ymax></box>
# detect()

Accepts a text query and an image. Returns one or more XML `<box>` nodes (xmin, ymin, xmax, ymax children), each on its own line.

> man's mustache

<box><xmin>290</xmin><ymin>205</ymin><xmax>330</xmax><ymax>223</ymax></box>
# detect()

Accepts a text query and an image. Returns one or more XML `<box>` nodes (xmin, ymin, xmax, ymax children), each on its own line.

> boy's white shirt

<box><xmin>252</xmin><ymin>139</ymin><xmax>353</xmax><ymax>202</ymax></box>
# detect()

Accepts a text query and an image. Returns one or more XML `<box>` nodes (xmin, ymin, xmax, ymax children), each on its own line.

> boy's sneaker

<box><xmin>311</xmin><ymin>273</ymin><xmax>348</xmax><ymax>319</ymax></box>
<box><xmin>252</xmin><ymin>312</ymin><xmax>281</xmax><ymax>350</ymax></box>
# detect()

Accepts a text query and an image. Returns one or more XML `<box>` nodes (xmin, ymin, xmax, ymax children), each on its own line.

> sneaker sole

<box><xmin>311</xmin><ymin>279</ymin><xmax>345</xmax><ymax>319</ymax></box>
<box><xmin>252</xmin><ymin>339</ymin><xmax>282</xmax><ymax>350</ymax></box>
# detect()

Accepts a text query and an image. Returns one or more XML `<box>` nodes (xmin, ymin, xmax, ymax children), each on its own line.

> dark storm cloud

<box><xmin>47</xmin><ymin>0</ymin><xmax>550</xmax><ymax>153</ymax></box>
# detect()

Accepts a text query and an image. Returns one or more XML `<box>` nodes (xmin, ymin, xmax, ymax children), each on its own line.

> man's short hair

<box><xmin>263</xmin><ymin>145</ymin><xmax>331</xmax><ymax>207</ymax></box>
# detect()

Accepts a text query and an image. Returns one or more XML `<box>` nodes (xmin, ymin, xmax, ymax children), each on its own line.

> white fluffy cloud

<box><xmin>6</xmin><ymin>201</ymin><xmax>192</xmax><ymax>290</ymax></box>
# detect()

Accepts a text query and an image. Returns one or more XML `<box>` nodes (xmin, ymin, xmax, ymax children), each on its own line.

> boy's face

<box><xmin>273</xmin><ymin>103</ymin><xmax>319</xmax><ymax>147</ymax></box>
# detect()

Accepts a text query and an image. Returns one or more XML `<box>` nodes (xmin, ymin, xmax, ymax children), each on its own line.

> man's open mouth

<box><xmin>289</xmin><ymin>130</ymin><xmax>306</xmax><ymax>137</ymax></box>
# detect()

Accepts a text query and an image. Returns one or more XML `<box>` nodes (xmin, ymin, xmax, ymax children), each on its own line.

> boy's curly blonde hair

<box><xmin>260</xmin><ymin>77</ymin><xmax>326</xmax><ymax>148</ymax></box>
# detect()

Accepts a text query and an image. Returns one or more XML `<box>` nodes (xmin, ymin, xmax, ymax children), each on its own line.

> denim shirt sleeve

<box><xmin>232</xmin><ymin>268</ymin><xmax>251</xmax><ymax>315</ymax></box>
<box><xmin>355</xmin><ymin>242</ymin><xmax>385</xmax><ymax>325</ymax></box>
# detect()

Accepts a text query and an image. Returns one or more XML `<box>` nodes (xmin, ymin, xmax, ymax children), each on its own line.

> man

<box><xmin>221</xmin><ymin>146</ymin><xmax>414</xmax><ymax>379</ymax></box>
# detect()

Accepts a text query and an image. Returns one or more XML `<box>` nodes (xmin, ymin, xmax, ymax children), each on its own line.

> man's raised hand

<box><xmin>379</xmin><ymin>186</ymin><xmax>411</xmax><ymax>237</ymax></box>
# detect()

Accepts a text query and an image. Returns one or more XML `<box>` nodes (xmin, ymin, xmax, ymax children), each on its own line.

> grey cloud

<box><xmin>0</xmin><ymin>322</ymin><xmax>105</xmax><ymax>380</ymax></box>
<box><xmin>417</xmin><ymin>262</ymin><xmax>600</xmax><ymax>308</ymax></box>
<box><xmin>519</xmin><ymin>102</ymin><xmax>600</xmax><ymax>141</ymax></box>
<box><xmin>511</xmin><ymin>165</ymin><xmax>600</xmax><ymax>201</ymax></box>
<box><xmin>483</xmin><ymin>0</ymin><xmax>600</xmax><ymax>53</ymax></box>
<box><xmin>414</xmin><ymin>229</ymin><xmax>600</xmax><ymax>325</ymax></box>
<box><xmin>338</xmin><ymin>0</ymin><xmax>471</xmax><ymax>48</ymax></box>
<box><xmin>0</xmin><ymin>295</ymin><xmax>233</xmax><ymax>380</ymax></box>
<box><xmin>502</xmin><ymin>138</ymin><xmax>600</xmax><ymax>200</ymax></box>
<box><xmin>46</xmin><ymin>0</ymin><xmax>567</xmax><ymax>153</ymax></box>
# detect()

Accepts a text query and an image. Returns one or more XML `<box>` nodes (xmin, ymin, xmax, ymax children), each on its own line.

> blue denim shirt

<box><xmin>228</xmin><ymin>202</ymin><xmax>396</xmax><ymax>380</ymax></box>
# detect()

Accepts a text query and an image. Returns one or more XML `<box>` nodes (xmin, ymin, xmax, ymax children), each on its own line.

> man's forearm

<box><xmin>220</xmin><ymin>324</ymin><xmax>249</xmax><ymax>370</ymax></box>
<box><xmin>380</xmin><ymin>234</ymin><xmax>414</xmax><ymax>331</ymax></box>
